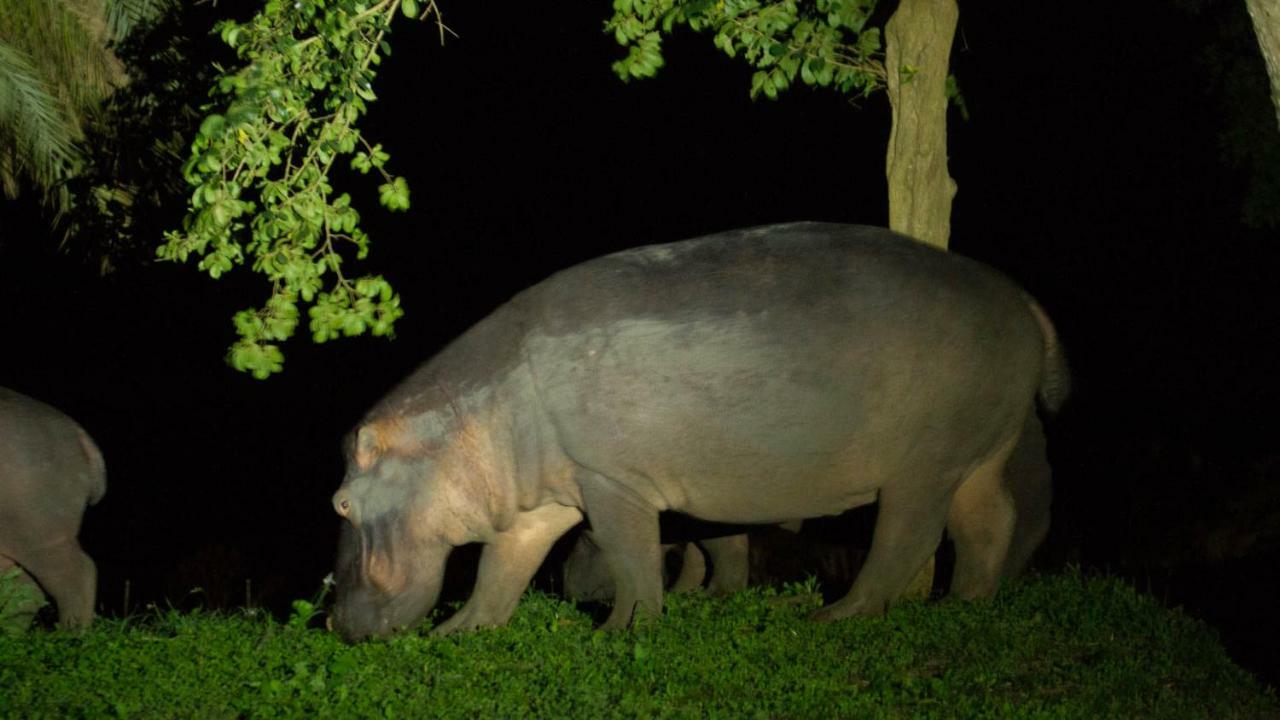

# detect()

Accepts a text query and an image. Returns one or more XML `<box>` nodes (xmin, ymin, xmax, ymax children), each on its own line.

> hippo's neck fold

<box><xmin>410</xmin><ymin>302</ymin><xmax>580</xmax><ymax>536</ymax></box>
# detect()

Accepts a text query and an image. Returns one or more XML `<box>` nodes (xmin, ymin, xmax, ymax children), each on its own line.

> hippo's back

<box><xmin>0</xmin><ymin>388</ymin><xmax>106</xmax><ymax>526</ymax></box>
<box><xmin>520</xmin><ymin>223</ymin><xmax>1024</xmax><ymax>334</ymax></box>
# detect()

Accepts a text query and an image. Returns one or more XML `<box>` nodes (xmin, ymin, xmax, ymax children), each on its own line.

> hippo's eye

<box><xmin>340</xmin><ymin>499</ymin><xmax>350</xmax><ymax>512</ymax></box>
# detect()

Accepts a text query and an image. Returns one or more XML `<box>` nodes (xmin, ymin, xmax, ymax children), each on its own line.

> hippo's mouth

<box><xmin>330</xmin><ymin>519</ymin><xmax>446</xmax><ymax>643</ymax></box>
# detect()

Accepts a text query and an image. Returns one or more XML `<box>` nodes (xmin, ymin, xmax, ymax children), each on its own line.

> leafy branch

<box><xmin>607</xmin><ymin>0</ymin><xmax>886</xmax><ymax>100</ymax></box>
<box><xmin>160</xmin><ymin>0</ymin><xmax>446</xmax><ymax>378</ymax></box>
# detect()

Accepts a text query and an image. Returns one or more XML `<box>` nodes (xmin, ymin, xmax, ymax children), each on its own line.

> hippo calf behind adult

<box><xmin>330</xmin><ymin>222</ymin><xmax>1069</xmax><ymax>642</ymax></box>
<box><xmin>0</xmin><ymin>387</ymin><xmax>106</xmax><ymax>628</ymax></box>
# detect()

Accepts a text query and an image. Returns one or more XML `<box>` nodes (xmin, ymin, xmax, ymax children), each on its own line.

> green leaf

<box><xmin>199</xmin><ymin>114</ymin><xmax>227</xmax><ymax>138</ymax></box>
<box><xmin>946</xmin><ymin>73</ymin><xmax>970</xmax><ymax>121</ymax></box>
<box><xmin>857</xmin><ymin>27</ymin><xmax>881</xmax><ymax>55</ymax></box>
<box><xmin>378</xmin><ymin>177</ymin><xmax>410</xmax><ymax>211</ymax></box>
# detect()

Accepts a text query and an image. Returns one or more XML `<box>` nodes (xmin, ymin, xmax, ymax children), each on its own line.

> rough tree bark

<box><xmin>883</xmin><ymin>0</ymin><xmax>959</xmax><ymax>596</ymax></box>
<box><xmin>1245</xmin><ymin>0</ymin><xmax>1280</xmax><ymax>132</ymax></box>
<box><xmin>884</xmin><ymin>0</ymin><xmax>959</xmax><ymax>250</ymax></box>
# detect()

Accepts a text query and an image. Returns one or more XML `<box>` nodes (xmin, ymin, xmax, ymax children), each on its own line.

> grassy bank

<box><xmin>1</xmin><ymin>571</ymin><xmax>1275</xmax><ymax>719</ymax></box>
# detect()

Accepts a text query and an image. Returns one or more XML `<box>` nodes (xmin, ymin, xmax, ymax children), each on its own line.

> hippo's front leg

<box><xmin>433</xmin><ymin>503</ymin><xmax>582</xmax><ymax>635</ymax></box>
<box><xmin>577</xmin><ymin>471</ymin><xmax>664</xmax><ymax>630</ymax></box>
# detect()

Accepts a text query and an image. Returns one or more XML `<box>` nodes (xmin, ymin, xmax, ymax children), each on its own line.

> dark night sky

<box><xmin>2</xmin><ymin>0</ymin><xmax>1278</xmax><ymax>683</ymax></box>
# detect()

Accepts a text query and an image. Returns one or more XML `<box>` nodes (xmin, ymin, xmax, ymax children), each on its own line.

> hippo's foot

<box><xmin>599</xmin><ymin>595</ymin><xmax>662</xmax><ymax>631</ymax></box>
<box><xmin>810</xmin><ymin>595</ymin><xmax>889</xmax><ymax>623</ymax></box>
<box><xmin>432</xmin><ymin>607</ymin><xmax>500</xmax><ymax>636</ymax></box>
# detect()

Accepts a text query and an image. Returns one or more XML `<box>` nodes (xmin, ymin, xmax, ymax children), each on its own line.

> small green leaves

<box><xmin>350</xmin><ymin>143</ymin><xmax>389</xmax><ymax>174</ymax></box>
<box><xmin>307</xmin><ymin>277</ymin><xmax>403</xmax><ymax>343</ymax></box>
<box><xmin>199</xmin><ymin>114</ymin><xmax>227</xmax><ymax>138</ymax></box>
<box><xmin>946</xmin><ymin>73</ymin><xmax>969</xmax><ymax>121</ymax></box>
<box><xmin>611</xmin><ymin>31</ymin><xmax>665</xmax><ymax>81</ymax></box>
<box><xmin>163</xmin><ymin>0</ymin><xmax>441</xmax><ymax>377</ymax></box>
<box><xmin>217</xmin><ymin>20</ymin><xmax>244</xmax><ymax>48</ymax></box>
<box><xmin>823</xmin><ymin>0</ymin><xmax>874</xmax><ymax>33</ymax></box>
<box><xmin>228</xmin><ymin>338</ymin><xmax>286</xmax><ymax>380</ymax></box>
<box><xmin>378</xmin><ymin>177</ymin><xmax>410</xmax><ymax>211</ymax></box>
<box><xmin>608</xmin><ymin>0</ymin><xmax>887</xmax><ymax>101</ymax></box>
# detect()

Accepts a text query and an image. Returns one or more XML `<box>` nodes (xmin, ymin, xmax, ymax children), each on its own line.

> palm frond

<box><xmin>0</xmin><ymin>39</ymin><xmax>82</xmax><ymax>201</ymax></box>
<box><xmin>102</xmin><ymin>0</ymin><xmax>175</xmax><ymax>44</ymax></box>
<box><xmin>0</xmin><ymin>0</ymin><xmax>127</xmax><ymax>115</ymax></box>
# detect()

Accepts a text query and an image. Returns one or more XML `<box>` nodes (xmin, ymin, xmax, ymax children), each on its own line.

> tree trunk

<box><xmin>884</xmin><ymin>0</ymin><xmax>959</xmax><ymax>596</ymax></box>
<box><xmin>884</xmin><ymin>0</ymin><xmax>959</xmax><ymax>250</ymax></box>
<box><xmin>1245</xmin><ymin>0</ymin><xmax>1280</xmax><ymax>132</ymax></box>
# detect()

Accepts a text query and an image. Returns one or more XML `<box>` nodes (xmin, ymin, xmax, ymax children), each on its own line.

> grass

<box><xmin>1</xmin><ymin>570</ymin><xmax>1276</xmax><ymax>719</ymax></box>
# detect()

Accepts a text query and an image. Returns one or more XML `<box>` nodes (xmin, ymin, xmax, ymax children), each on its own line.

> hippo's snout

<box><xmin>331</xmin><ymin>517</ymin><xmax>448</xmax><ymax>643</ymax></box>
<box><xmin>329</xmin><ymin>592</ymin><xmax>388</xmax><ymax>643</ymax></box>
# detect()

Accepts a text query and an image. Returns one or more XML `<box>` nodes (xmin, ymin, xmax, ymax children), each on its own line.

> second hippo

<box><xmin>0</xmin><ymin>387</ymin><xmax>106</xmax><ymax>628</ymax></box>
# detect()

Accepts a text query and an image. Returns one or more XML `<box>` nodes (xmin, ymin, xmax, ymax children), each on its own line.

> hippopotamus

<box><xmin>0</xmin><ymin>387</ymin><xmax>106</xmax><ymax>628</ymax></box>
<box><xmin>329</xmin><ymin>222</ymin><xmax>1070</xmax><ymax>642</ymax></box>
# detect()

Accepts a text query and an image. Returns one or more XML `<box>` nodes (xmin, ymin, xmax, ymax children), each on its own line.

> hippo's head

<box><xmin>329</xmin><ymin>415</ymin><xmax>489</xmax><ymax>643</ymax></box>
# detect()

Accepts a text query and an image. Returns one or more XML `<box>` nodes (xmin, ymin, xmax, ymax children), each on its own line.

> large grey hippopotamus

<box><xmin>330</xmin><ymin>222</ymin><xmax>1069</xmax><ymax>642</ymax></box>
<box><xmin>0</xmin><ymin>387</ymin><xmax>106</xmax><ymax>628</ymax></box>
<box><xmin>561</xmin><ymin>412</ymin><xmax>1053</xmax><ymax>603</ymax></box>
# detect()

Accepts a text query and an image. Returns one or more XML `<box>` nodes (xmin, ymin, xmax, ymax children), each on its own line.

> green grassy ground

<box><xmin>1</xmin><ymin>571</ymin><xmax>1275</xmax><ymax>719</ymax></box>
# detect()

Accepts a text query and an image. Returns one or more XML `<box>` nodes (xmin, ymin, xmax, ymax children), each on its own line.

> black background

<box><xmin>2</xmin><ymin>0</ymin><xmax>1277</xmax><ymax>686</ymax></box>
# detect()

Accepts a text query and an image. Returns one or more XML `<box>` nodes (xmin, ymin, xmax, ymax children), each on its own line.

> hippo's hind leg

<box><xmin>1000</xmin><ymin>414</ymin><xmax>1052</xmax><ymax>580</ymax></box>
<box><xmin>1002</xmin><ymin>478</ymin><xmax>1050</xmax><ymax>581</ymax></box>
<box><xmin>813</xmin><ymin>481</ymin><xmax>953</xmax><ymax>622</ymax></box>
<box><xmin>700</xmin><ymin>534</ymin><xmax>749</xmax><ymax>595</ymax></box>
<box><xmin>577</xmin><ymin>471</ymin><xmax>664</xmax><ymax>630</ymax></box>
<box><xmin>17</xmin><ymin>540</ymin><xmax>97</xmax><ymax>628</ymax></box>
<box><xmin>666</xmin><ymin>542</ymin><xmax>706</xmax><ymax>594</ymax></box>
<box><xmin>946</xmin><ymin>433</ymin><xmax>1022</xmax><ymax>600</ymax></box>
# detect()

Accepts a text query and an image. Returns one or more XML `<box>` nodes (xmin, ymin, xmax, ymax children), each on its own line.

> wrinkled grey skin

<box><xmin>0</xmin><ymin>387</ymin><xmax>106</xmax><ymax>628</ymax></box>
<box><xmin>330</xmin><ymin>222</ymin><xmax>1070</xmax><ymax>642</ymax></box>
<box><xmin>564</xmin><ymin>413</ymin><xmax>1053</xmax><ymax>604</ymax></box>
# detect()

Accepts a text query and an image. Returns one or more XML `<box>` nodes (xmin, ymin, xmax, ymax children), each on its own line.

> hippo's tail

<box><xmin>1026</xmin><ymin>297</ymin><xmax>1071</xmax><ymax>415</ymax></box>
<box><xmin>78</xmin><ymin>428</ymin><xmax>107</xmax><ymax>506</ymax></box>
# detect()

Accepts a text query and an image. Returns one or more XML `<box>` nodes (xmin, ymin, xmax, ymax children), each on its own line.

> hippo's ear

<box><xmin>353</xmin><ymin>420</ymin><xmax>408</xmax><ymax>470</ymax></box>
<box><xmin>354</xmin><ymin>424</ymin><xmax>386</xmax><ymax>470</ymax></box>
